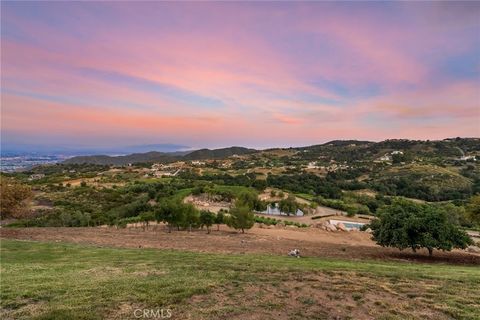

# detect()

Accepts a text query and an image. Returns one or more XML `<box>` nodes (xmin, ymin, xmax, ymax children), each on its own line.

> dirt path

<box><xmin>1</xmin><ymin>226</ymin><xmax>479</xmax><ymax>265</ymax></box>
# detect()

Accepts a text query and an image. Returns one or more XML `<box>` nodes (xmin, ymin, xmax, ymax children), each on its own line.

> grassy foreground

<box><xmin>1</xmin><ymin>239</ymin><xmax>479</xmax><ymax>320</ymax></box>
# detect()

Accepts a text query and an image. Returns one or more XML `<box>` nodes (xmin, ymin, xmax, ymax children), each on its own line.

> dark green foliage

<box><xmin>371</xmin><ymin>176</ymin><xmax>472</xmax><ymax>201</ymax></box>
<box><xmin>139</xmin><ymin>211</ymin><xmax>155</xmax><ymax>228</ymax></box>
<box><xmin>251</xmin><ymin>179</ymin><xmax>267</xmax><ymax>191</ymax></box>
<box><xmin>200</xmin><ymin>210</ymin><xmax>215</xmax><ymax>233</ymax></box>
<box><xmin>179</xmin><ymin>171</ymin><xmax>260</xmax><ymax>189</ymax></box>
<box><xmin>183</xmin><ymin>147</ymin><xmax>256</xmax><ymax>160</ymax></box>
<box><xmin>278</xmin><ymin>194</ymin><xmax>298</xmax><ymax>216</ymax></box>
<box><xmin>466</xmin><ymin>195</ymin><xmax>480</xmax><ymax>226</ymax></box>
<box><xmin>254</xmin><ymin>215</ymin><xmax>278</xmax><ymax>225</ymax></box>
<box><xmin>154</xmin><ymin>200</ymin><xmax>185</xmax><ymax>232</ymax></box>
<box><xmin>235</xmin><ymin>190</ymin><xmax>266</xmax><ymax>211</ymax></box>
<box><xmin>226</xmin><ymin>205</ymin><xmax>254</xmax><ymax>233</ymax></box>
<box><xmin>215</xmin><ymin>210</ymin><xmax>225</xmax><ymax>231</ymax></box>
<box><xmin>370</xmin><ymin>199</ymin><xmax>473</xmax><ymax>256</ymax></box>
<box><xmin>154</xmin><ymin>200</ymin><xmax>200</xmax><ymax>232</ymax></box>
<box><xmin>267</xmin><ymin>173</ymin><xmax>342</xmax><ymax>199</ymax></box>
<box><xmin>182</xmin><ymin>204</ymin><xmax>200</xmax><ymax>231</ymax></box>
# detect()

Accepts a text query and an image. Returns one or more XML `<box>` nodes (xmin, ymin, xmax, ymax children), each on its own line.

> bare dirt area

<box><xmin>183</xmin><ymin>195</ymin><xmax>231</xmax><ymax>213</ymax></box>
<box><xmin>2</xmin><ymin>226</ymin><xmax>479</xmax><ymax>265</ymax></box>
<box><xmin>180</xmin><ymin>272</ymin><xmax>453</xmax><ymax>320</ymax></box>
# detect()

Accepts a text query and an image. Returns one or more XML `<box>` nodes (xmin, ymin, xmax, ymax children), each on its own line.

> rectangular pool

<box><xmin>329</xmin><ymin>219</ymin><xmax>366</xmax><ymax>230</ymax></box>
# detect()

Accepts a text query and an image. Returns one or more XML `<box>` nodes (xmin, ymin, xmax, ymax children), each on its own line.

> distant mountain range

<box><xmin>62</xmin><ymin>138</ymin><xmax>480</xmax><ymax>166</ymax></box>
<box><xmin>63</xmin><ymin>147</ymin><xmax>256</xmax><ymax>165</ymax></box>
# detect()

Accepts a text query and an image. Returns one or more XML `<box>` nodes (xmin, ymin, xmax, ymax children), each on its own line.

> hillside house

<box><xmin>28</xmin><ymin>174</ymin><xmax>45</xmax><ymax>181</ymax></box>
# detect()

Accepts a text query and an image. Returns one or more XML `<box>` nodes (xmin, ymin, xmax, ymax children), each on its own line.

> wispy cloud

<box><xmin>1</xmin><ymin>1</ymin><xmax>479</xmax><ymax>148</ymax></box>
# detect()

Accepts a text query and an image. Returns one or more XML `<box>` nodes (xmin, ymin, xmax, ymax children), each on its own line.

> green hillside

<box><xmin>372</xmin><ymin>164</ymin><xmax>473</xmax><ymax>201</ymax></box>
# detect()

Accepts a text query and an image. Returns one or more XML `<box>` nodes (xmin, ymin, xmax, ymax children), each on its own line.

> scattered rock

<box><xmin>336</xmin><ymin>223</ymin><xmax>347</xmax><ymax>232</ymax></box>
<box><xmin>325</xmin><ymin>224</ymin><xmax>337</xmax><ymax>232</ymax></box>
<box><xmin>365</xmin><ymin>228</ymin><xmax>372</xmax><ymax>233</ymax></box>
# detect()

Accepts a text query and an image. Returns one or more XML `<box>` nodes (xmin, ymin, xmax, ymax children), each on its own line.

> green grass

<box><xmin>1</xmin><ymin>239</ymin><xmax>479</xmax><ymax>319</ymax></box>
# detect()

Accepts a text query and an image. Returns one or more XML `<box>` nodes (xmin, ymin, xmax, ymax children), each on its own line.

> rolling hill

<box><xmin>63</xmin><ymin>147</ymin><xmax>256</xmax><ymax>165</ymax></box>
<box><xmin>61</xmin><ymin>138</ymin><xmax>480</xmax><ymax>166</ymax></box>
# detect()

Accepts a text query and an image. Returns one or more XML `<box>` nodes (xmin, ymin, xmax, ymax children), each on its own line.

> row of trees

<box><xmin>153</xmin><ymin>191</ymin><xmax>256</xmax><ymax>233</ymax></box>
<box><xmin>154</xmin><ymin>201</ymin><xmax>219</xmax><ymax>233</ymax></box>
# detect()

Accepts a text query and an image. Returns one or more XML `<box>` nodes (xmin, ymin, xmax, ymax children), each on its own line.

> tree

<box><xmin>0</xmin><ymin>178</ymin><xmax>32</xmax><ymax>219</ymax></box>
<box><xmin>215</xmin><ymin>210</ymin><xmax>225</xmax><ymax>231</ymax></box>
<box><xmin>155</xmin><ymin>201</ymin><xmax>184</xmax><ymax>233</ymax></box>
<box><xmin>279</xmin><ymin>194</ymin><xmax>297</xmax><ymax>216</ymax></box>
<box><xmin>370</xmin><ymin>199</ymin><xmax>473</xmax><ymax>256</ymax></box>
<box><xmin>466</xmin><ymin>195</ymin><xmax>480</xmax><ymax>226</ymax></box>
<box><xmin>139</xmin><ymin>211</ymin><xmax>155</xmax><ymax>230</ymax></box>
<box><xmin>236</xmin><ymin>191</ymin><xmax>258</xmax><ymax>209</ymax></box>
<box><xmin>200</xmin><ymin>210</ymin><xmax>215</xmax><ymax>234</ymax></box>
<box><xmin>252</xmin><ymin>179</ymin><xmax>267</xmax><ymax>191</ymax></box>
<box><xmin>227</xmin><ymin>205</ymin><xmax>254</xmax><ymax>233</ymax></box>
<box><xmin>235</xmin><ymin>190</ymin><xmax>266</xmax><ymax>211</ymax></box>
<box><xmin>183</xmin><ymin>204</ymin><xmax>200</xmax><ymax>232</ymax></box>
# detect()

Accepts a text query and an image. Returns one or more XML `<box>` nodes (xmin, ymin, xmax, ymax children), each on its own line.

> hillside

<box><xmin>371</xmin><ymin>164</ymin><xmax>473</xmax><ymax>201</ymax></box>
<box><xmin>182</xmin><ymin>146</ymin><xmax>256</xmax><ymax>160</ymax></box>
<box><xmin>62</xmin><ymin>138</ymin><xmax>480</xmax><ymax>166</ymax></box>
<box><xmin>63</xmin><ymin>151</ymin><xmax>183</xmax><ymax>165</ymax></box>
<box><xmin>63</xmin><ymin>147</ymin><xmax>256</xmax><ymax>165</ymax></box>
<box><xmin>295</xmin><ymin>138</ymin><xmax>480</xmax><ymax>163</ymax></box>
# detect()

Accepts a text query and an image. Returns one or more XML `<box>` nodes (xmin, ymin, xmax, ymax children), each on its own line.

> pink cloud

<box><xmin>2</xmin><ymin>2</ymin><xmax>479</xmax><ymax>147</ymax></box>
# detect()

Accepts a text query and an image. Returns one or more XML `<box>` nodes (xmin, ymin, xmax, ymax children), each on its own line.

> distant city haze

<box><xmin>1</xmin><ymin>2</ymin><xmax>479</xmax><ymax>151</ymax></box>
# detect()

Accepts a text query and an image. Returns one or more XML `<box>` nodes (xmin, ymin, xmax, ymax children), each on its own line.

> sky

<box><xmin>1</xmin><ymin>1</ymin><xmax>479</xmax><ymax>151</ymax></box>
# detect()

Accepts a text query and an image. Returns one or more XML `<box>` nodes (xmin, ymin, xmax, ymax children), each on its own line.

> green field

<box><xmin>1</xmin><ymin>240</ymin><xmax>479</xmax><ymax>319</ymax></box>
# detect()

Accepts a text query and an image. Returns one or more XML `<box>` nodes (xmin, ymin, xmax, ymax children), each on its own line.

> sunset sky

<box><xmin>1</xmin><ymin>1</ymin><xmax>479</xmax><ymax>151</ymax></box>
